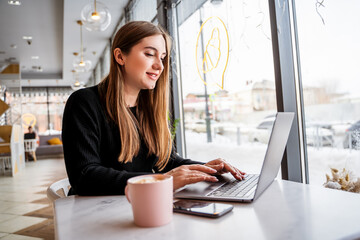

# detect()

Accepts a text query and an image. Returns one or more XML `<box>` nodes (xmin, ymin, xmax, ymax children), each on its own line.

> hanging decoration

<box><xmin>73</xmin><ymin>20</ymin><xmax>92</xmax><ymax>73</ymax></box>
<box><xmin>81</xmin><ymin>0</ymin><xmax>111</xmax><ymax>32</ymax></box>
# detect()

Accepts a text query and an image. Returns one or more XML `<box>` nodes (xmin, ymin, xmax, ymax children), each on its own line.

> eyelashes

<box><xmin>145</xmin><ymin>53</ymin><xmax>165</xmax><ymax>62</ymax></box>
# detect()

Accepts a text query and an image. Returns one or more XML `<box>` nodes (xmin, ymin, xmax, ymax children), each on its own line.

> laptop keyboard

<box><xmin>207</xmin><ymin>174</ymin><xmax>259</xmax><ymax>198</ymax></box>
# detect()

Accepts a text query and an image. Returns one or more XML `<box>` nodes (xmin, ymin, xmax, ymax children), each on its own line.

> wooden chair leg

<box><xmin>32</xmin><ymin>151</ymin><xmax>37</xmax><ymax>162</ymax></box>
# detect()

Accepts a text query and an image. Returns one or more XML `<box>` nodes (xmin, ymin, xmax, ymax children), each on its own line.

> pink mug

<box><xmin>125</xmin><ymin>174</ymin><xmax>173</xmax><ymax>227</ymax></box>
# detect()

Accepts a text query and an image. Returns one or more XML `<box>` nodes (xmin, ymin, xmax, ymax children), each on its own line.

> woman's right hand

<box><xmin>164</xmin><ymin>164</ymin><xmax>219</xmax><ymax>191</ymax></box>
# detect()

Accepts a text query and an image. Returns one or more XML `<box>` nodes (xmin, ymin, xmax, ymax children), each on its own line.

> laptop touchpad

<box><xmin>179</xmin><ymin>174</ymin><xmax>231</xmax><ymax>195</ymax></box>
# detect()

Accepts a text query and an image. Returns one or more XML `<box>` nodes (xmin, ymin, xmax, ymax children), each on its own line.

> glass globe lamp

<box><xmin>81</xmin><ymin>1</ymin><xmax>111</xmax><ymax>32</ymax></box>
<box><xmin>71</xmin><ymin>80</ymin><xmax>85</xmax><ymax>91</ymax></box>
<box><xmin>73</xmin><ymin>57</ymin><xmax>92</xmax><ymax>73</ymax></box>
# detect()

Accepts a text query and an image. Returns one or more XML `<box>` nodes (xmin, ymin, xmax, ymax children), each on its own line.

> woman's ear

<box><xmin>114</xmin><ymin>48</ymin><xmax>126</xmax><ymax>65</ymax></box>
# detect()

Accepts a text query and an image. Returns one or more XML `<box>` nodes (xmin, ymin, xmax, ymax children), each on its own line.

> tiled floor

<box><xmin>0</xmin><ymin>159</ymin><xmax>67</xmax><ymax>240</ymax></box>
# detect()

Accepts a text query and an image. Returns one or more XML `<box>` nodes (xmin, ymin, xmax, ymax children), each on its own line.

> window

<box><xmin>177</xmin><ymin>0</ymin><xmax>277</xmax><ymax>173</ymax></box>
<box><xmin>18</xmin><ymin>88</ymin><xmax>71</xmax><ymax>135</ymax></box>
<box><xmin>295</xmin><ymin>0</ymin><xmax>360</xmax><ymax>186</ymax></box>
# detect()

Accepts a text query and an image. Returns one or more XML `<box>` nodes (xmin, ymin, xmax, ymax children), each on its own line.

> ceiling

<box><xmin>0</xmin><ymin>0</ymin><xmax>128</xmax><ymax>88</ymax></box>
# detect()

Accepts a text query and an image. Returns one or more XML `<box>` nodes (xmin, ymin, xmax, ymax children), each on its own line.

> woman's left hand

<box><xmin>205</xmin><ymin>158</ymin><xmax>246</xmax><ymax>180</ymax></box>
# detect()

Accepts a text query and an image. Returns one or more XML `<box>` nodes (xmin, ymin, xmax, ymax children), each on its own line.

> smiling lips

<box><xmin>146</xmin><ymin>72</ymin><xmax>159</xmax><ymax>80</ymax></box>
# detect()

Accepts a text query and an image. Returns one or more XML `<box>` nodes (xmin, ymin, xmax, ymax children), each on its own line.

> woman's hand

<box><xmin>205</xmin><ymin>158</ymin><xmax>246</xmax><ymax>181</ymax></box>
<box><xmin>164</xmin><ymin>165</ymin><xmax>219</xmax><ymax>190</ymax></box>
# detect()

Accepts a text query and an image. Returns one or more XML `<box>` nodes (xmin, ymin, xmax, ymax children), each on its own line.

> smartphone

<box><xmin>173</xmin><ymin>200</ymin><xmax>233</xmax><ymax>218</ymax></box>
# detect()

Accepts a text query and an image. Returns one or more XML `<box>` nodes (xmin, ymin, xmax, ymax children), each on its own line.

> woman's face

<box><xmin>118</xmin><ymin>34</ymin><xmax>166</xmax><ymax>92</ymax></box>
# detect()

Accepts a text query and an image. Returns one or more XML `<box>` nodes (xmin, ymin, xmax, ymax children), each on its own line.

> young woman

<box><xmin>62</xmin><ymin>21</ymin><xmax>245</xmax><ymax>196</ymax></box>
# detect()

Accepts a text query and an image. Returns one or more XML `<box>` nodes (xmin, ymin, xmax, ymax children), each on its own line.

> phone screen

<box><xmin>173</xmin><ymin>200</ymin><xmax>233</xmax><ymax>218</ymax></box>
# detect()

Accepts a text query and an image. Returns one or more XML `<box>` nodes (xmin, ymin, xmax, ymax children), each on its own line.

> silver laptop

<box><xmin>174</xmin><ymin>112</ymin><xmax>294</xmax><ymax>203</ymax></box>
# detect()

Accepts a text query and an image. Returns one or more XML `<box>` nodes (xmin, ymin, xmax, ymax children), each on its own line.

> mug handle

<box><xmin>125</xmin><ymin>185</ymin><xmax>131</xmax><ymax>203</ymax></box>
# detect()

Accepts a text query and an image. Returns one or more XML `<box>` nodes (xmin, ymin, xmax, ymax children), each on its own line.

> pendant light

<box><xmin>71</xmin><ymin>70</ymin><xmax>85</xmax><ymax>91</ymax></box>
<box><xmin>81</xmin><ymin>0</ymin><xmax>111</xmax><ymax>32</ymax></box>
<box><xmin>71</xmin><ymin>80</ymin><xmax>85</xmax><ymax>91</ymax></box>
<box><xmin>73</xmin><ymin>20</ymin><xmax>92</xmax><ymax>73</ymax></box>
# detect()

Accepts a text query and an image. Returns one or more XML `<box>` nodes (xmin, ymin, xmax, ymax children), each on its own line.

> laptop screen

<box><xmin>253</xmin><ymin>112</ymin><xmax>294</xmax><ymax>200</ymax></box>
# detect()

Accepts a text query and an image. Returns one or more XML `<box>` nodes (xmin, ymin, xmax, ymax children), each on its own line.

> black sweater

<box><xmin>62</xmin><ymin>85</ymin><xmax>202</xmax><ymax>195</ymax></box>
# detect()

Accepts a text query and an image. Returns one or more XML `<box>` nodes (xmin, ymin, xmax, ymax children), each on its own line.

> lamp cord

<box><xmin>80</xmin><ymin>23</ymin><xmax>83</xmax><ymax>62</ymax></box>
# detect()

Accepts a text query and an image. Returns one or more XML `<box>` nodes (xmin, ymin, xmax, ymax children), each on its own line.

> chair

<box><xmin>47</xmin><ymin>178</ymin><xmax>71</xmax><ymax>203</ymax></box>
<box><xmin>0</xmin><ymin>154</ymin><xmax>11</xmax><ymax>175</ymax></box>
<box><xmin>24</xmin><ymin>139</ymin><xmax>37</xmax><ymax>162</ymax></box>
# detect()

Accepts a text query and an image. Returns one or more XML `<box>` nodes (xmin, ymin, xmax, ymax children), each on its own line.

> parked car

<box><xmin>248</xmin><ymin>117</ymin><xmax>275</xmax><ymax>143</ymax></box>
<box><xmin>305</xmin><ymin>126</ymin><xmax>334</xmax><ymax>146</ymax></box>
<box><xmin>248</xmin><ymin>117</ymin><xmax>334</xmax><ymax>146</ymax></box>
<box><xmin>343</xmin><ymin>120</ymin><xmax>360</xmax><ymax>149</ymax></box>
<box><xmin>191</xmin><ymin>120</ymin><xmax>224</xmax><ymax>134</ymax></box>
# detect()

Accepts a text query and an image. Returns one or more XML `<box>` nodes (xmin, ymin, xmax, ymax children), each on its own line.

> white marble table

<box><xmin>54</xmin><ymin>180</ymin><xmax>360</xmax><ymax>240</ymax></box>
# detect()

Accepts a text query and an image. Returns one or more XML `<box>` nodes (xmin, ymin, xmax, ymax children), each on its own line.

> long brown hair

<box><xmin>98</xmin><ymin>21</ymin><xmax>172</xmax><ymax>171</ymax></box>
